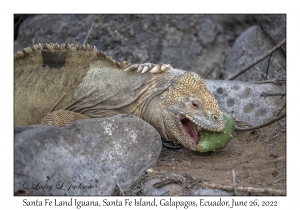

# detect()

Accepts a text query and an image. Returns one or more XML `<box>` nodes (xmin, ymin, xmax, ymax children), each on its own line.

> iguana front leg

<box><xmin>41</xmin><ymin>110</ymin><xmax>90</xmax><ymax>127</ymax></box>
<box><xmin>124</xmin><ymin>63</ymin><xmax>172</xmax><ymax>73</ymax></box>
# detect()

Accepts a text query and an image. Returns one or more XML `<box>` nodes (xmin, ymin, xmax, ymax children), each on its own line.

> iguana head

<box><xmin>161</xmin><ymin>72</ymin><xmax>225</xmax><ymax>150</ymax></box>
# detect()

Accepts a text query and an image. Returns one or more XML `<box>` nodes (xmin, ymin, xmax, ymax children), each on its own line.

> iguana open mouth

<box><xmin>178</xmin><ymin>114</ymin><xmax>199</xmax><ymax>145</ymax></box>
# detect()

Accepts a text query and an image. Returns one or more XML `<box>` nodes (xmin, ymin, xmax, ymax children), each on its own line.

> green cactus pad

<box><xmin>197</xmin><ymin>112</ymin><xmax>235</xmax><ymax>152</ymax></box>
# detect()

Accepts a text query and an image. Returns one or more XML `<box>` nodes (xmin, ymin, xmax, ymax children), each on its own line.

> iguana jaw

<box><xmin>162</xmin><ymin>110</ymin><xmax>199</xmax><ymax>150</ymax></box>
<box><xmin>176</xmin><ymin>112</ymin><xmax>225</xmax><ymax>147</ymax></box>
<box><xmin>162</xmin><ymin>109</ymin><xmax>224</xmax><ymax>151</ymax></box>
<box><xmin>177</xmin><ymin>114</ymin><xmax>200</xmax><ymax>145</ymax></box>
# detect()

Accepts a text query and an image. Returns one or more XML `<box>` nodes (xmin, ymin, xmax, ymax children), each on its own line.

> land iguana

<box><xmin>14</xmin><ymin>43</ymin><xmax>225</xmax><ymax>151</ymax></box>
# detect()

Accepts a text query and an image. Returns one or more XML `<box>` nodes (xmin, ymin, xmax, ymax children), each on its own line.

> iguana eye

<box><xmin>191</xmin><ymin>100</ymin><xmax>200</xmax><ymax>109</ymax></box>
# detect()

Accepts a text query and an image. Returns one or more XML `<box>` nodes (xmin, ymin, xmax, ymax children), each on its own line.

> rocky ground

<box><xmin>14</xmin><ymin>14</ymin><xmax>286</xmax><ymax>196</ymax></box>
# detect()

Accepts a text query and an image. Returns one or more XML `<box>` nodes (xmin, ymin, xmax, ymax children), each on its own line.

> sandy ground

<box><xmin>129</xmin><ymin>117</ymin><xmax>286</xmax><ymax>196</ymax></box>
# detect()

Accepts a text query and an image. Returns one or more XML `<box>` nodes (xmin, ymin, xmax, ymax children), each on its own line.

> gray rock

<box><xmin>14</xmin><ymin>125</ymin><xmax>38</xmax><ymax>135</ymax></box>
<box><xmin>144</xmin><ymin>179</ymin><xmax>183</xmax><ymax>196</ymax></box>
<box><xmin>14</xmin><ymin>115</ymin><xmax>161</xmax><ymax>195</ymax></box>
<box><xmin>14</xmin><ymin>14</ymin><xmax>229</xmax><ymax>80</ymax></box>
<box><xmin>225</xmin><ymin>25</ymin><xmax>286</xmax><ymax>82</ymax></box>
<box><xmin>189</xmin><ymin>188</ymin><xmax>232</xmax><ymax>196</ymax></box>
<box><xmin>205</xmin><ymin>79</ymin><xmax>285</xmax><ymax>126</ymax></box>
<box><xmin>255</xmin><ymin>14</ymin><xmax>286</xmax><ymax>47</ymax></box>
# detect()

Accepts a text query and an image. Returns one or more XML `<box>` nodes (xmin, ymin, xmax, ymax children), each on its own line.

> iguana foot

<box><xmin>162</xmin><ymin>139</ymin><xmax>183</xmax><ymax>150</ymax></box>
<box><xmin>124</xmin><ymin>63</ymin><xmax>172</xmax><ymax>74</ymax></box>
<box><xmin>41</xmin><ymin>110</ymin><xmax>90</xmax><ymax>127</ymax></box>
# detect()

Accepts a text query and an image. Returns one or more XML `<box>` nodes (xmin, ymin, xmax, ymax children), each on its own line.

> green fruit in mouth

<box><xmin>197</xmin><ymin>112</ymin><xmax>235</xmax><ymax>152</ymax></box>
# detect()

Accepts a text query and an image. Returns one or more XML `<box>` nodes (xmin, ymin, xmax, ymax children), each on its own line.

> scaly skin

<box><xmin>161</xmin><ymin>72</ymin><xmax>225</xmax><ymax>150</ymax></box>
<box><xmin>14</xmin><ymin>43</ymin><xmax>225</xmax><ymax>151</ymax></box>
